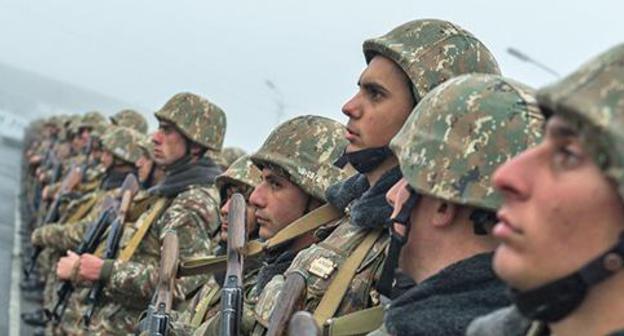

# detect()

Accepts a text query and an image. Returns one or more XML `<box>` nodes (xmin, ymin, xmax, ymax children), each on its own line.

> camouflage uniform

<box><xmin>467</xmin><ymin>44</ymin><xmax>624</xmax><ymax>336</ymax></box>
<box><xmin>168</xmin><ymin>155</ymin><xmax>261</xmax><ymax>336</ymax></box>
<box><xmin>195</xmin><ymin>115</ymin><xmax>349</xmax><ymax>336</ymax></box>
<box><xmin>251</xmin><ymin>19</ymin><xmax>503</xmax><ymax>336</ymax></box>
<box><xmin>216</xmin><ymin>146</ymin><xmax>247</xmax><ymax>170</ymax></box>
<box><xmin>86</xmin><ymin>92</ymin><xmax>226</xmax><ymax>335</ymax></box>
<box><xmin>366</xmin><ymin>73</ymin><xmax>543</xmax><ymax>336</ymax></box>
<box><xmin>30</xmin><ymin>127</ymin><xmax>146</xmax><ymax>336</ymax></box>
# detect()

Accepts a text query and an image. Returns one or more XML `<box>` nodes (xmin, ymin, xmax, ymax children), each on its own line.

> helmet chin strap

<box><xmin>511</xmin><ymin>231</ymin><xmax>624</xmax><ymax>323</ymax></box>
<box><xmin>334</xmin><ymin>146</ymin><xmax>393</xmax><ymax>174</ymax></box>
<box><xmin>376</xmin><ymin>186</ymin><xmax>420</xmax><ymax>298</ymax></box>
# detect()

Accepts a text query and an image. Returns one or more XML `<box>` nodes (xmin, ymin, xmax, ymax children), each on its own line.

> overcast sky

<box><xmin>0</xmin><ymin>0</ymin><xmax>621</xmax><ymax>150</ymax></box>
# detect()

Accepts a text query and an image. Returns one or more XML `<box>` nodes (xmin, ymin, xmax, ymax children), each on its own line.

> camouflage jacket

<box><xmin>253</xmin><ymin>217</ymin><xmax>388</xmax><ymax>332</ymax></box>
<box><xmin>87</xmin><ymin>184</ymin><xmax>220</xmax><ymax>335</ymax></box>
<box><xmin>170</xmin><ymin>262</ymin><xmax>261</xmax><ymax>336</ymax></box>
<box><xmin>31</xmin><ymin>190</ymin><xmax>107</xmax><ymax>251</ymax></box>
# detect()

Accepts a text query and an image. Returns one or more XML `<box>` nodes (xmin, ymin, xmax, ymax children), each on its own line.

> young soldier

<box><xmin>167</xmin><ymin>155</ymin><xmax>261</xmax><ymax>335</ymax></box>
<box><xmin>75</xmin><ymin>92</ymin><xmax>225</xmax><ymax>335</ymax></box>
<box><xmin>370</xmin><ymin>73</ymin><xmax>543</xmax><ymax>336</ymax></box>
<box><xmin>196</xmin><ymin>115</ymin><xmax>349</xmax><ymax>335</ymax></box>
<box><xmin>468</xmin><ymin>44</ymin><xmax>624</xmax><ymax>336</ymax></box>
<box><xmin>253</xmin><ymin>18</ymin><xmax>501</xmax><ymax>335</ymax></box>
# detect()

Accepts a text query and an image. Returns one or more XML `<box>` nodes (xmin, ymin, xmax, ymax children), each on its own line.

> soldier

<box><xmin>74</xmin><ymin>92</ymin><xmax>225</xmax><ymax>335</ymax></box>
<box><xmin>167</xmin><ymin>155</ymin><xmax>261</xmax><ymax>335</ymax></box>
<box><xmin>365</xmin><ymin>74</ymin><xmax>543</xmax><ymax>336</ymax></box>
<box><xmin>25</xmin><ymin>126</ymin><xmax>145</xmax><ymax>335</ymax></box>
<box><xmin>196</xmin><ymin>115</ymin><xmax>349</xmax><ymax>335</ymax></box>
<box><xmin>110</xmin><ymin>108</ymin><xmax>149</xmax><ymax>134</ymax></box>
<box><xmin>253</xmin><ymin>18</ymin><xmax>501</xmax><ymax>336</ymax></box>
<box><xmin>467</xmin><ymin>44</ymin><xmax>624</xmax><ymax>336</ymax></box>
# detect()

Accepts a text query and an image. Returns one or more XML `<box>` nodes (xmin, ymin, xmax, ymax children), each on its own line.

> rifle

<box><xmin>49</xmin><ymin>197</ymin><xmax>116</xmax><ymax>324</ymax></box>
<box><xmin>24</xmin><ymin>165</ymin><xmax>87</xmax><ymax>279</ymax></box>
<box><xmin>138</xmin><ymin>231</ymin><xmax>179</xmax><ymax>336</ymax></box>
<box><xmin>266</xmin><ymin>272</ymin><xmax>307</xmax><ymax>336</ymax></box>
<box><xmin>288</xmin><ymin>311</ymin><xmax>319</xmax><ymax>336</ymax></box>
<box><xmin>50</xmin><ymin>173</ymin><xmax>138</xmax><ymax>324</ymax></box>
<box><xmin>220</xmin><ymin>193</ymin><xmax>247</xmax><ymax>336</ymax></box>
<box><xmin>82</xmin><ymin>174</ymin><xmax>140</xmax><ymax>326</ymax></box>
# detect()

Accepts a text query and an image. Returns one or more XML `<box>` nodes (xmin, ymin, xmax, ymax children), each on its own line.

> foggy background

<box><xmin>0</xmin><ymin>0</ymin><xmax>621</xmax><ymax>150</ymax></box>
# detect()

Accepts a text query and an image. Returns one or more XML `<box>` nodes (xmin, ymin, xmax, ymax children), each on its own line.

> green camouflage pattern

<box><xmin>138</xmin><ymin>132</ymin><xmax>156</xmax><ymax>159</ymax></box>
<box><xmin>536</xmin><ymin>43</ymin><xmax>624</xmax><ymax>200</ymax></box>
<box><xmin>110</xmin><ymin>108</ymin><xmax>149</xmax><ymax>134</ymax></box>
<box><xmin>363</xmin><ymin>19</ymin><xmax>501</xmax><ymax>102</ymax></box>
<box><xmin>250</xmin><ymin>115</ymin><xmax>350</xmax><ymax>201</ymax></box>
<box><xmin>154</xmin><ymin>92</ymin><xmax>227</xmax><ymax>151</ymax></box>
<box><xmin>390</xmin><ymin>74</ymin><xmax>544</xmax><ymax>211</ymax></box>
<box><xmin>78</xmin><ymin>110</ymin><xmax>108</xmax><ymax>136</ymax></box>
<box><xmin>88</xmin><ymin>185</ymin><xmax>220</xmax><ymax>335</ymax></box>
<box><xmin>215</xmin><ymin>155</ymin><xmax>262</xmax><ymax>193</ymax></box>
<box><xmin>254</xmin><ymin>218</ymin><xmax>388</xmax><ymax>328</ymax></box>
<box><xmin>221</xmin><ymin>146</ymin><xmax>247</xmax><ymax>168</ymax></box>
<box><xmin>101</xmin><ymin>126</ymin><xmax>146</xmax><ymax>164</ymax></box>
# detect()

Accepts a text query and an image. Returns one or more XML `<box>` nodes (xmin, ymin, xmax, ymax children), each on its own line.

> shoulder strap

<box><xmin>178</xmin><ymin>204</ymin><xmax>342</xmax><ymax>276</ymax></box>
<box><xmin>117</xmin><ymin>198</ymin><xmax>170</xmax><ymax>262</ymax></box>
<box><xmin>313</xmin><ymin>229</ymin><xmax>383</xmax><ymax>327</ymax></box>
<box><xmin>322</xmin><ymin>305</ymin><xmax>384</xmax><ymax>336</ymax></box>
<box><xmin>64</xmin><ymin>193</ymin><xmax>100</xmax><ymax>223</ymax></box>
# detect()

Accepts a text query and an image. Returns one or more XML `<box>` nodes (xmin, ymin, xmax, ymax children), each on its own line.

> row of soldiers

<box><xmin>18</xmin><ymin>17</ymin><xmax>624</xmax><ymax>336</ymax></box>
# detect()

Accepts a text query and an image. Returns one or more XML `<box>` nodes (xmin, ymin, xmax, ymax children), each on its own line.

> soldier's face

<box><xmin>250</xmin><ymin>168</ymin><xmax>310</xmax><ymax>240</ymax></box>
<box><xmin>152</xmin><ymin>121</ymin><xmax>187</xmax><ymax>166</ymax></box>
<box><xmin>220</xmin><ymin>184</ymin><xmax>257</xmax><ymax>242</ymax></box>
<box><xmin>342</xmin><ymin>55</ymin><xmax>414</xmax><ymax>153</ymax></box>
<box><xmin>135</xmin><ymin>154</ymin><xmax>154</xmax><ymax>183</ymax></box>
<box><xmin>492</xmin><ymin>116</ymin><xmax>624</xmax><ymax>291</ymax></box>
<box><xmin>101</xmin><ymin>150</ymin><xmax>114</xmax><ymax>169</ymax></box>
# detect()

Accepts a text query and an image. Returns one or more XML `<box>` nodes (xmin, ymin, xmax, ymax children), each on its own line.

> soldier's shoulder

<box><xmin>173</xmin><ymin>184</ymin><xmax>220</xmax><ymax>207</ymax></box>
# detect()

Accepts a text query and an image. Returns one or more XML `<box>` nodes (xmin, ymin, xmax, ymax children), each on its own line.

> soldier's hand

<box><xmin>79</xmin><ymin>253</ymin><xmax>104</xmax><ymax>281</ymax></box>
<box><xmin>57</xmin><ymin>251</ymin><xmax>80</xmax><ymax>280</ymax></box>
<box><xmin>42</xmin><ymin>186</ymin><xmax>51</xmax><ymax>201</ymax></box>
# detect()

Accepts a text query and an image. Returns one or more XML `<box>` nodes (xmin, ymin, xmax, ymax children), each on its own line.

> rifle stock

<box><xmin>266</xmin><ymin>272</ymin><xmax>307</xmax><ymax>336</ymax></box>
<box><xmin>139</xmin><ymin>231</ymin><xmax>179</xmax><ymax>335</ymax></box>
<box><xmin>220</xmin><ymin>193</ymin><xmax>246</xmax><ymax>336</ymax></box>
<box><xmin>288</xmin><ymin>311</ymin><xmax>320</xmax><ymax>336</ymax></box>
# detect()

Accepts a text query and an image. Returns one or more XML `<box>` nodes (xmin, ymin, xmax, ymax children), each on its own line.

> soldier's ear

<box><xmin>431</xmin><ymin>200</ymin><xmax>457</xmax><ymax>228</ymax></box>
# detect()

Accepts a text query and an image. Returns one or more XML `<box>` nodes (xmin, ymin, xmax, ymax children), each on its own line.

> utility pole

<box><xmin>507</xmin><ymin>47</ymin><xmax>560</xmax><ymax>78</ymax></box>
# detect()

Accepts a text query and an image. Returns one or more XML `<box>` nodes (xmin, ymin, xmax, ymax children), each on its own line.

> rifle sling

<box><xmin>313</xmin><ymin>229</ymin><xmax>383</xmax><ymax>328</ymax></box>
<box><xmin>65</xmin><ymin>195</ymin><xmax>99</xmax><ymax>223</ymax></box>
<box><xmin>178</xmin><ymin>204</ymin><xmax>342</xmax><ymax>276</ymax></box>
<box><xmin>190</xmin><ymin>285</ymin><xmax>221</xmax><ymax>327</ymax></box>
<box><xmin>118</xmin><ymin>198</ymin><xmax>169</xmax><ymax>262</ymax></box>
<box><xmin>322</xmin><ymin>305</ymin><xmax>384</xmax><ymax>336</ymax></box>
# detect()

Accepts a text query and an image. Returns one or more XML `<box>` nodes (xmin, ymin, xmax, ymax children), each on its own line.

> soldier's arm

<box><xmin>31</xmin><ymin>215</ymin><xmax>92</xmax><ymax>251</ymax></box>
<box><xmin>101</xmin><ymin>195</ymin><xmax>218</xmax><ymax>303</ymax></box>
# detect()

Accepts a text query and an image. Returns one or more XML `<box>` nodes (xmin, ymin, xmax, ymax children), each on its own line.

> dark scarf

<box><xmin>325</xmin><ymin>166</ymin><xmax>402</xmax><ymax>229</ymax></box>
<box><xmin>255</xmin><ymin>250</ymin><xmax>296</xmax><ymax>290</ymax></box>
<box><xmin>149</xmin><ymin>156</ymin><xmax>221</xmax><ymax>197</ymax></box>
<box><xmin>385</xmin><ymin>253</ymin><xmax>510</xmax><ymax>336</ymax></box>
<box><xmin>100</xmin><ymin>168</ymin><xmax>134</xmax><ymax>191</ymax></box>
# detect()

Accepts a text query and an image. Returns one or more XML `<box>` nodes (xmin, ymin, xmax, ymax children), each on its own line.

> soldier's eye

<box><xmin>553</xmin><ymin>144</ymin><xmax>582</xmax><ymax>169</ymax></box>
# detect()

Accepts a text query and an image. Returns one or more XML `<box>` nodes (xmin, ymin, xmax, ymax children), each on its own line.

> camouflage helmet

<box><xmin>363</xmin><ymin>19</ymin><xmax>501</xmax><ymax>102</ymax></box>
<box><xmin>101</xmin><ymin>126</ymin><xmax>146</xmax><ymax>164</ymax></box>
<box><xmin>154</xmin><ymin>92</ymin><xmax>226</xmax><ymax>151</ymax></box>
<box><xmin>78</xmin><ymin>111</ymin><xmax>109</xmax><ymax>137</ymax></box>
<box><xmin>251</xmin><ymin>115</ymin><xmax>350</xmax><ymax>201</ymax></box>
<box><xmin>216</xmin><ymin>155</ymin><xmax>262</xmax><ymax>193</ymax></box>
<box><xmin>537</xmin><ymin>43</ymin><xmax>624</xmax><ymax>200</ymax></box>
<box><xmin>391</xmin><ymin>74</ymin><xmax>544</xmax><ymax>211</ymax></box>
<box><xmin>221</xmin><ymin>147</ymin><xmax>247</xmax><ymax>168</ymax></box>
<box><xmin>110</xmin><ymin>109</ymin><xmax>148</xmax><ymax>134</ymax></box>
<box><xmin>137</xmin><ymin>132</ymin><xmax>155</xmax><ymax>159</ymax></box>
